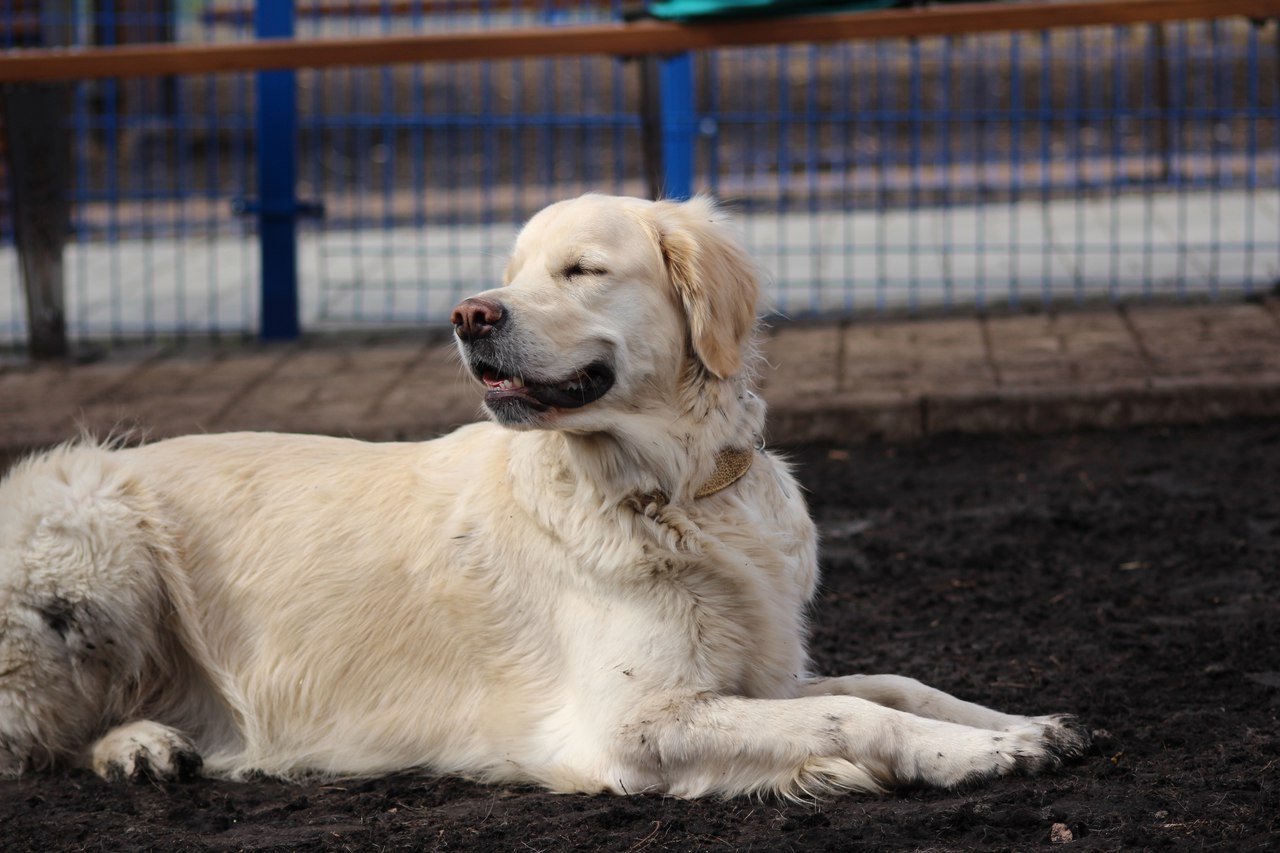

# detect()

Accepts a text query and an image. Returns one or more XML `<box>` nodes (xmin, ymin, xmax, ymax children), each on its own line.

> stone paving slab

<box><xmin>2</xmin><ymin>300</ymin><xmax>1279</xmax><ymax>458</ymax></box>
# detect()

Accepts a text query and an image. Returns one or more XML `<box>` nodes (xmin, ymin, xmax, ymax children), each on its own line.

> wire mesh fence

<box><xmin>296</xmin><ymin>54</ymin><xmax>643</xmax><ymax>325</ymax></box>
<box><xmin>1</xmin><ymin>1</ymin><xmax>261</xmax><ymax>344</ymax></box>
<box><xmin>1</xmin><ymin>3</ymin><xmax>1278</xmax><ymax>347</ymax></box>
<box><xmin>699</xmin><ymin>22</ymin><xmax>1280</xmax><ymax>313</ymax></box>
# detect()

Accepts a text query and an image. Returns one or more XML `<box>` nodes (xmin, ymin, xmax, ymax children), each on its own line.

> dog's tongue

<box><xmin>483</xmin><ymin>371</ymin><xmax>524</xmax><ymax>391</ymax></box>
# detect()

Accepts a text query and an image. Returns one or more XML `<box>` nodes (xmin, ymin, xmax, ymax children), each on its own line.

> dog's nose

<box><xmin>451</xmin><ymin>297</ymin><xmax>505</xmax><ymax>342</ymax></box>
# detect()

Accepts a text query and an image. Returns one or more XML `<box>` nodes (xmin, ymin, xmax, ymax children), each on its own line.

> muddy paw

<box><xmin>91</xmin><ymin>721</ymin><xmax>202</xmax><ymax>782</ymax></box>
<box><xmin>996</xmin><ymin>714</ymin><xmax>1092</xmax><ymax>777</ymax></box>
<box><xmin>1035</xmin><ymin>714</ymin><xmax>1093</xmax><ymax>762</ymax></box>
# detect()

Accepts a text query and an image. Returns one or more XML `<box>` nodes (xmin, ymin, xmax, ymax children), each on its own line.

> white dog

<box><xmin>0</xmin><ymin>194</ymin><xmax>1087</xmax><ymax>797</ymax></box>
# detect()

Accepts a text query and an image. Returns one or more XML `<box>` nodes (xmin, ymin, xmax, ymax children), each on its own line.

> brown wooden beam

<box><xmin>1</xmin><ymin>0</ymin><xmax>1277</xmax><ymax>83</ymax></box>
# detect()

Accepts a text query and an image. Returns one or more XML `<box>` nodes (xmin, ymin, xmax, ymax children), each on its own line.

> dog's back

<box><xmin>0</xmin><ymin>428</ymin><xmax>567</xmax><ymax>780</ymax></box>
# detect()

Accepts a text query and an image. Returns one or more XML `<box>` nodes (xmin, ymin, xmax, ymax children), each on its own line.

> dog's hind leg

<box><xmin>0</xmin><ymin>445</ymin><xmax>206</xmax><ymax>779</ymax></box>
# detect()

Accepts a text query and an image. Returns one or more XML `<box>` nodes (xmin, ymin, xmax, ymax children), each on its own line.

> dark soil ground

<box><xmin>3</xmin><ymin>419</ymin><xmax>1278</xmax><ymax>851</ymax></box>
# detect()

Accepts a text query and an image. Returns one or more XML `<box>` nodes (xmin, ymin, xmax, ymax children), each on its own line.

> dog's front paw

<box><xmin>915</xmin><ymin>715</ymin><xmax>1092</xmax><ymax>789</ymax></box>
<box><xmin>995</xmin><ymin>714</ymin><xmax>1092</xmax><ymax>776</ymax></box>
<box><xmin>1026</xmin><ymin>714</ymin><xmax>1092</xmax><ymax>763</ymax></box>
<box><xmin>902</xmin><ymin>722</ymin><xmax>1051</xmax><ymax>789</ymax></box>
<box><xmin>90</xmin><ymin>720</ymin><xmax>203</xmax><ymax>782</ymax></box>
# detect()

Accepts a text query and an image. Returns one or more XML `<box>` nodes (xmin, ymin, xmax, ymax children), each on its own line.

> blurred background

<box><xmin>2</xmin><ymin>0</ymin><xmax>1278</xmax><ymax>352</ymax></box>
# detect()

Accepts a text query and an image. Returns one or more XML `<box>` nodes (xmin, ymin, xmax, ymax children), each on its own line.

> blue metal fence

<box><xmin>696</xmin><ymin>22</ymin><xmax>1280</xmax><ymax>313</ymax></box>
<box><xmin>1</xmin><ymin>3</ymin><xmax>1278</xmax><ymax>348</ymax></box>
<box><xmin>255</xmin><ymin>1</ymin><xmax>301</xmax><ymax>340</ymax></box>
<box><xmin>2</xmin><ymin>1</ymin><xmax>261</xmax><ymax>344</ymax></box>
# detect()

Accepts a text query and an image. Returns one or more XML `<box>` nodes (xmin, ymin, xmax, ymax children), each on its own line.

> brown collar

<box><xmin>695</xmin><ymin>447</ymin><xmax>755</xmax><ymax>499</ymax></box>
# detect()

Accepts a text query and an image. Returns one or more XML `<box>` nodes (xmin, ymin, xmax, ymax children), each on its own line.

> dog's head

<box><xmin>452</xmin><ymin>194</ymin><xmax>761</xmax><ymax>431</ymax></box>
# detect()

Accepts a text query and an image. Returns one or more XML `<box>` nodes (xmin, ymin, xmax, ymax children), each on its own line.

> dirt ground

<box><xmin>2</xmin><ymin>419</ymin><xmax>1277</xmax><ymax>851</ymax></box>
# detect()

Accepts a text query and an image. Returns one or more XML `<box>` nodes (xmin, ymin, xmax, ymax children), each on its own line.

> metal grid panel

<box><xmin>298</xmin><ymin>53</ymin><xmax>643</xmax><ymax>326</ymax></box>
<box><xmin>2</xmin><ymin>6</ymin><xmax>1279</xmax><ymax>347</ymax></box>
<box><xmin>697</xmin><ymin>20</ymin><xmax>1280</xmax><ymax>316</ymax></box>
<box><xmin>289</xmin><ymin>1</ymin><xmax>637</xmax><ymax>327</ymax></box>
<box><xmin>1</xmin><ymin>1</ymin><xmax>261</xmax><ymax>344</ymax></box>
<box><xmin>56</xmin><ymin>67</ymin><xmax>261</xmax><ymax>339</ymax></box>
<box><xmin>0</xmin><ymin>1</ymin><xmax>639</xmax><ymax>344</ymax></box>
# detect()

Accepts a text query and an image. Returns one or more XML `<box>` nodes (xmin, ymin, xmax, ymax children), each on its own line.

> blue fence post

<box><xmin>658</xmin><ymin>53</ymin><xmax>695</xmax><ymax>201</ymax></box>
<box><xmin>254</xmin><ymin>1</ymin><xmax>300</xmax><ymax>340</ymax></box>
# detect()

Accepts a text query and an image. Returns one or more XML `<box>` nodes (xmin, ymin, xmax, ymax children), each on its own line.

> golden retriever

<box><xmin>0</xmin><ymin>194</ymin><xmax>1088</xmax><ymax>797</ymax></box>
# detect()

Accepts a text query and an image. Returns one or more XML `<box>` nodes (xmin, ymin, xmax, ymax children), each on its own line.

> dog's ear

<box><xmin>653</xmin><ymin>196</ymin><xmax>760</xmax><ymax>379</ymax></box>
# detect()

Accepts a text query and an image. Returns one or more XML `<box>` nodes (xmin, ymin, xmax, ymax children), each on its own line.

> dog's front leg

<box><xmin>618</xmin><ymin>693</ymin><xmax>1064</xmax><ymax>799</ymax></box>
<box><xmin>797</xmin><ymin>675</ymin><xmax>1091</xmax><ymax>761</ymax></box>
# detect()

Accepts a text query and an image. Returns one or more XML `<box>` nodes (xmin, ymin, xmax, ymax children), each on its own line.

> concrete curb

<box><xmin>767</xmin><ymin>373</ymin><xmax>1280</xmax><ymax>445</ymax></box>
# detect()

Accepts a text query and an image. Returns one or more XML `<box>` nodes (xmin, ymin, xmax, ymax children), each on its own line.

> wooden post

<box><xmin>3</xmin><ymin>1</ymin><xmax>74</xmax><ymax>359</ymax></box>
<box><xmin>4</xmin><ymin>83</ymin><xmax>72</xmax><ymax>359</ymax></box>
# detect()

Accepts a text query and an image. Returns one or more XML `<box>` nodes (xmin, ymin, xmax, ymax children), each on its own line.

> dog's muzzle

<box><xmin>471</xmin><ymin>360</ymin><xmax>615</xmax><ymax>412</ymax></box>
<box><xmin>451</xmin><ymin>296</ymin><xmax>615</xmax><ymax>415</ymax></box>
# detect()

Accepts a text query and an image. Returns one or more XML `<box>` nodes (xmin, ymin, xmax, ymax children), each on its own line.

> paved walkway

<box><xmin>2</xmin><ymin>298</ymin><xmax>1280</xmax><ymax>457</ymax></box>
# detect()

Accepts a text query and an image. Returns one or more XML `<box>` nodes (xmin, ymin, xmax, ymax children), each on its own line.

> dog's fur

<box><xmin>0</xmin><ymin>194</ymin><xmax>1087</xmax><ymax>797</ymax></box>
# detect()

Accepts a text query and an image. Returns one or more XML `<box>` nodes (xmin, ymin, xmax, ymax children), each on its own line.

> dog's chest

<box><xmin>579</xmin><ymin>528</ymin><xmax>812</xmax><ymax>698</ymax></box>
<box><xmin>510</xmin><ymin>451</ymin><xmax>819</xmax><ymax>698</ymax></box>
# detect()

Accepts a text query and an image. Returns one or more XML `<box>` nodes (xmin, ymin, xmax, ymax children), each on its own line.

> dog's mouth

<box><xmin>474</xmin><ymin>361</ymin><xmax>615</xmax><ymax>411</ymax></box>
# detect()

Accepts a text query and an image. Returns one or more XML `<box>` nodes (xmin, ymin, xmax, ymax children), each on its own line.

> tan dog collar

<box><xmin>695</xmin><ymin>447</ymin><xmax>756</xmax><ymax>499</ymax></box>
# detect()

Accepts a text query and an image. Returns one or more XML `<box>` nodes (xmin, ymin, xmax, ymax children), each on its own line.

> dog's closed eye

<box><xmin>563</xmin><ymin>260</ymin><xmax>607</xmax><ymax>279</ymax></box>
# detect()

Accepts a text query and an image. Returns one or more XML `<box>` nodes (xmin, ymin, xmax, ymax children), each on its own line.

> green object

<box><xmin>648</xmin><ymin>0</ymin><xmax>898</xmax><ymax>21</ymax></box>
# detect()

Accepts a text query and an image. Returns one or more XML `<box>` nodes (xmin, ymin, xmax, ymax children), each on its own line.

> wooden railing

<box><xmin>0</xmin><ymin>0</ymin><xmax>1276</xmax><ymax>83</ymax></box>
